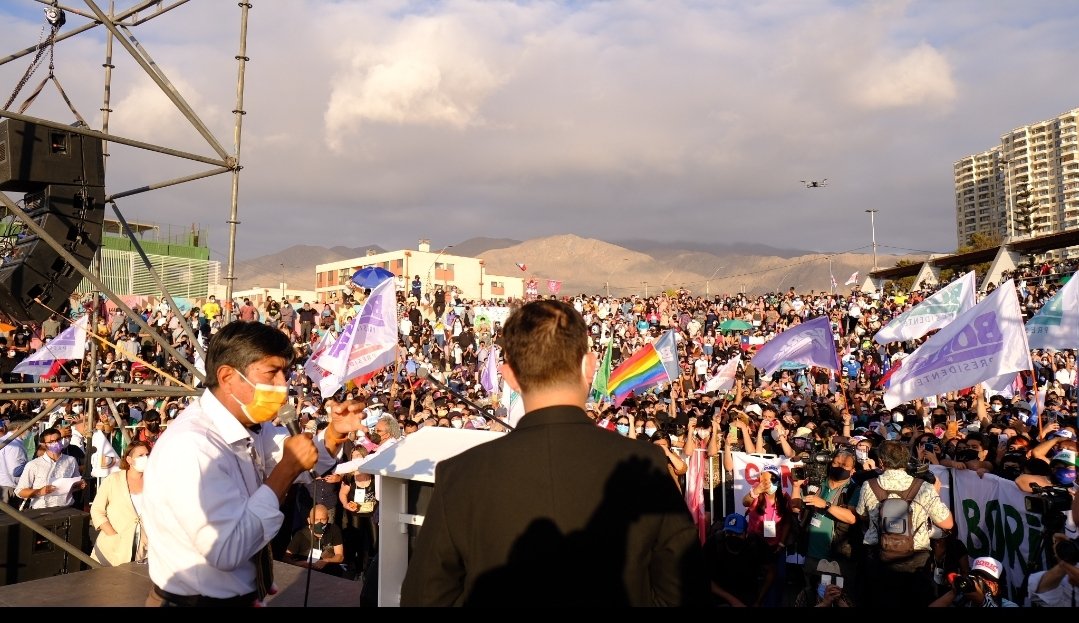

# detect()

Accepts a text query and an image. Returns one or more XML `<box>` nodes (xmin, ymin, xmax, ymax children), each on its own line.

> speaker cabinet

<box><xmin>0</xmin><ymin>506</ymin><xmax>91</xmax><ymax>586</ymax></box>
<box><xmin>0</xmin><ymin>185</ymin><xmax>105</xmax><ymax>324</ymax></box>
<box><xmin>0</xmin><ymin>119</ymin><xmax>104</xmax><ymax>192</ymax></box>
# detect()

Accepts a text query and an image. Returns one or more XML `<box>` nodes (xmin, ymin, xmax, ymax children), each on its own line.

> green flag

<box><xmin>590</xmin><ymin>338</ymin><xmax>614</xmax><ymax>403</ymax></box>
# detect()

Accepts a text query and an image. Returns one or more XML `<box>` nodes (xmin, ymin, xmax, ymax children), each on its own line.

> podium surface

<box><xmin>359</xmin><ymin>427</ymin><xmax>504</xmax><ymax>606</ymax></box>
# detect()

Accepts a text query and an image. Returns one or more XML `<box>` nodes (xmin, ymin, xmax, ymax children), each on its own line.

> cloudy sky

<box><xmin>2</xmin><ymin>0</ymin><xmax>1078</xmax><ymax>264</ymax></box>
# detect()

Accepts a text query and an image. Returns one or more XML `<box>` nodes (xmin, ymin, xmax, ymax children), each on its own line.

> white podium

<box><xmin>358</xmin><ymin>426</ymin><xmax>504</xmax><ymax>606</ymax></box>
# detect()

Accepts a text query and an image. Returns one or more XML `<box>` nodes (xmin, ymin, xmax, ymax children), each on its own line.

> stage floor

<box><xmin>0</xmin><ymin>560</ymin><xmax>364</xmax><ymax>607</ymax></box>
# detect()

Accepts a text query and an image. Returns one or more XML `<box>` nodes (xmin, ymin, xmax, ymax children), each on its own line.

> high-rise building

<box><xmin>954</xmin><ymin>107</ymin><xmax>1079</xmax><ymax>247</ymax></box>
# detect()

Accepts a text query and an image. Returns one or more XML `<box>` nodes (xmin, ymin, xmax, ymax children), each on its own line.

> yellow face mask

<box><xmin>232</xmin><ymin>370</ymin><xmax>288</xmax><ymax>424</ymax></box>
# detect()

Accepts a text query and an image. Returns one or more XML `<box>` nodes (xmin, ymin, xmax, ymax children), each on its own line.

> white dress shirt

<box><xmin>0</xmin><ymin>431</ymin><xmax>28</xmax><ymax>488</ymax></box>
<box><xmin>143</xmin><ymin>389</ymin><xmax>335</xmax><ymax>598</ymax></box>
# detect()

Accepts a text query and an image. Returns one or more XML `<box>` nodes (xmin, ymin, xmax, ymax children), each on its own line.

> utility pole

<box><xmin>865</xmin><ymin>209</ymin><xmax>879</xmax><ymax>270</ymax></box>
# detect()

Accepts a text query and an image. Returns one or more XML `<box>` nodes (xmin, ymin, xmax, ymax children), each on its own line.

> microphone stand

<box><xmin>418</xmin><ymin>368</ymin><xmax>515</xmax><ymax>431</ymax></box>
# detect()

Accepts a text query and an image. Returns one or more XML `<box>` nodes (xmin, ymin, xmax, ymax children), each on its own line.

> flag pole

<box><xmin>1030</xmin><ymin>369</ymin><xmax>1042</xmax><ymax>438</ymax></box>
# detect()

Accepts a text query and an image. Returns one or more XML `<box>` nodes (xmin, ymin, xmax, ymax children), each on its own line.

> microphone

<box><xmin>277</xmin><ymin>403</ymin><xmax>321</xmax><ymax>478</ymax></box>
<box><xmin>278</xmin><ymin>404</ymin><xmax>302</xmax><ymax>437</ymax></box>
<box><xmin>417</xmin><ymin>366</ymin><xmax>514</xmax><ymax>431</ymax></box>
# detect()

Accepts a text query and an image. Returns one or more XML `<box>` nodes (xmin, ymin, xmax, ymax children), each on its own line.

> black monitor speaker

<box><xmin>0</xmin><ymin>185</ymin><xmax>105</xmax><ymax>324</ymax></box>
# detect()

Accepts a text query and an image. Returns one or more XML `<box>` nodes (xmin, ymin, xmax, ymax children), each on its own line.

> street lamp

<box><xmin>426</xmin><ymin>244</ymin><xmax>454</xmax><ymax>292</ymax></box>
<box><xmin>604</xmin><ymin>258</ymin><xmax>629</xmax><ymax>298</ymax></box>
<box><xmin>865</xmin><ymin>209</ymin><xmax>879</xmax><ymax>270</ymax></box>
<box><xmin>705</xmin><ymin>265</ymin><xmax>725</xmax><ymax>296</ymax></box>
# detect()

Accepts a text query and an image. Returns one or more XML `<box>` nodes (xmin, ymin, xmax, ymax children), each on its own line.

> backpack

<box><xmin>867</xmin><ymin>478</ymin><xmax>923</xmax><ymax>563</ymax></box>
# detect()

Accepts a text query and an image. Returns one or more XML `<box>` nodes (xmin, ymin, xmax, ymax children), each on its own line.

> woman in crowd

<box><xmin>744</xmin><ymin>463</ymin><xmax>796</xmax><ymax>606</ymax></box>
<box><xmin>90</xmin><ymin>441</ymin><xmax>150</xmax><ymax>565</ymax></box>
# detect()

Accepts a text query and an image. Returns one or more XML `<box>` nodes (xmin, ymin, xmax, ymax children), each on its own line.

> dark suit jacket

<box><xmin>400</xmin><ymin>405</ymin><xmax>708</xmax><ymax>607</ymax></box>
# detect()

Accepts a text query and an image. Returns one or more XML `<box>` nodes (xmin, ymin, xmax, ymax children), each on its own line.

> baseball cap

<box><xmin>1049</xmin><ymin>429</ymin><xmax>1076</xmax><ymax>441</ymax></box>
<box><xmin>761</xmin><ymin>463</ymin><xmax>781</xmax><ymax>478</ymax></box>
<box><xmin>848</xmin><ymin>435</ymin><xmax>868</xmax><ymax>445</ymax></box>
<box><xmin>1012</xmin><ymin>401</ymin><xmax>1032</xmax><ymax>414</ymax></box>
<box><xmin>721</xmin><ymin>513</ymin><xmax>747</xmax><ymax>535</ymax></box>
<box><xmin>1050</xmin><ymin>448</ymin><xmax>1077</xmax><ymax>467</ymax></box>
<box><xmin>970</xmin><ymin>556</ymin><xmax>1003</xmax><ymax>580</ymax></box>
<box><xmin>793</xmin><ymin>427</ymin><xmax>813</xmax><ymax>439</ymax></box>
<box><xmin>744</xmin><ymin>404</ymin><xmax>763</xmax><ymax>417</ymax></box>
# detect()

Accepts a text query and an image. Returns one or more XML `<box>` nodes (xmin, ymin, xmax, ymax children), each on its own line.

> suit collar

<box><xmin>515</xmin><ymin>405</ymin><xmax>591</xmax><ymax>430</ymax></box>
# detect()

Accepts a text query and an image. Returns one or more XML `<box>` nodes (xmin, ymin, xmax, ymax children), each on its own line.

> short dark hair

<box><xmin>501</xmin><ymin>300</ymin><xmax>588</xmax><ymax>393</ymax></box>
<box><xmin>204</xmin><ymin>321</ymin><xmax>294</xmax><ymax>390</ymax></box>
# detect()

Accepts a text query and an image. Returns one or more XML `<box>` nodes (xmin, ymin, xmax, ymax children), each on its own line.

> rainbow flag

<box><xmin>607</xmin><ymin>330</ymin><xmax>680</xmax><ymax>405</ymax></box>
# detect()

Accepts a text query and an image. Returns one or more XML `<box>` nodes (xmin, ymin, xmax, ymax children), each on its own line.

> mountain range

<box><xmin>233</xmin><ymin>235</ymin><xmax>914</xmax><ymax>297</ymax></box>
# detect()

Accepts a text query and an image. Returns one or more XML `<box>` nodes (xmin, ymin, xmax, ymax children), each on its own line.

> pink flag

<box><xmin>830</xmin><ymin>273</ymin><xmax>838</xmax><ymax>291</ymax></box>
<box><xmin>684</xmin><ymin>450</ymin><xmax>708</xmax><ymax>544</ymax></box>
<box><xmin>547</xmin><ymin>279</ymin><xmax>562</xmax><ymax>295</ymax></box>
<box><xmin>845</xmin><ymin>271</ymin><xmax>859</xmax><ymax>286</ymax></box>
<box><xmin>515</xmin><ymin>262</ymin><xmax>527</xmax><ymax>272</ymax></box>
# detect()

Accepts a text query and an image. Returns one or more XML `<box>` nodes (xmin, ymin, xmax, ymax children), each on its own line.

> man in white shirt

<box><xmin>0</xmin><ymin>419</ymin><xmax>28</xmax><ymax>504</ymax></box>
<box><xmin>15</xmin><ymin>427</ymin><xmax>85</xmax><ymax>509</ymax></box>
<box><xmin>142</xmin><ymin>321</ymin><xmax>365</xmax><ymax>607</ymax></box>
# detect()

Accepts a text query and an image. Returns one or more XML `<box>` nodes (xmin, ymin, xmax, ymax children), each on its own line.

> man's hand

<box><xmin>325</xmin><ymin>399</ymin><xmax>366</xmax><ymax>436</ymax></box>
<box><xmin>820</xmin><ymin>584</ymin><xmax>843</xmax><ymax>606</ymax></box>
<box><xmin>282</xmin><ymin>435</ymin><xmax>318</xmax><ymax>472</ymax></box>
<box><xmin>803</xmin><ymin>494</ymin><xmax>827</xmax><ymax>509</ymax></box>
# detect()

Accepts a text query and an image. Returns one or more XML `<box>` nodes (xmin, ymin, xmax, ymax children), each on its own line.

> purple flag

<box><xmin>751</xmin><ymin>315</ymin><xmax>839</xmax><ymax>376</ymax></box>
<box><xmin>480</xmin><ymin>345</ymin><xmax>500</xmax><ymax>394</ymax></box>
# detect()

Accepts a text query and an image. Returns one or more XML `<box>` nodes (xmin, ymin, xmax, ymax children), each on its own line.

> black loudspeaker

<box><xmin>0</xmin><ymin>119</ymin><xmax>104</xmax><ymax>192</ymax></box>
<box><xmin>0</xmin><ymin>185</ymin><xmax>105</xmax><ymax>324</ymax></box>
<box><xmin>0</xmin><ymin>506</ymin><xmax>91</xmax><ymax>586</ymax></box>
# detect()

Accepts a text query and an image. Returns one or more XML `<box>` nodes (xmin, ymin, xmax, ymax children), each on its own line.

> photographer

<box><xmin>928</xmin><ymin>556</ymin><xmax>1018</xmax><ymax>607</ymax></box>
<box><xmin>789</xmin><ymin>448</ymin><xmax>860</xmax><ymax>601</ymax></box>
<box><xmin>1027</xmin><ymin>537</ymin><xmax>1079</xmax><ymax>607</ymax></box>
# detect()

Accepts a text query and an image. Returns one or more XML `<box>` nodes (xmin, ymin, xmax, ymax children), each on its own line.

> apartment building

<box><xmin>954</xmin><ymin>107</ymin><xmax>1079</xmax><ymax>247</ymax></box>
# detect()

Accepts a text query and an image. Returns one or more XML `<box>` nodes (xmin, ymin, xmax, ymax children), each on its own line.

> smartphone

<box><xmin>894</xmin><ymin>413</ymin><xmax>904</xmax><ymax>423</ymax></box>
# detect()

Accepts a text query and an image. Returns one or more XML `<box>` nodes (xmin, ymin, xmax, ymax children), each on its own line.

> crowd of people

<box><xmin>0</xmin><ymin>259</ymin><xmax>1076</xmax><ymax>607</ymax></box>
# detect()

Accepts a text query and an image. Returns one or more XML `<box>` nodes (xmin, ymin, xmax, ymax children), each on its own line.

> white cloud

<box><xmin>323</xmin><ymin>15</ymin><xmax>505</xmax><ymax>150</ymax></box>
<box><xmin>849</xmin><ymin>42</ymin><xmax>957</xmax><ymax>110</ymax></box>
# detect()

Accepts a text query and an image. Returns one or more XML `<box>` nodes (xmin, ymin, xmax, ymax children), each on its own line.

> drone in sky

<box><xmin>801</xmin><ymin>179</ymin><xmax>828</xmax><ymax>188</ymax></box>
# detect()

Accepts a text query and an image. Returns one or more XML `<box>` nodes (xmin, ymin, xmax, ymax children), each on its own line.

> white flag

<box><xmin>499</xmin><ymin>377</ymin><xmax>526</xmax><ymax>427</ymax></box>
<box><xmin>13</xmin><ymin>316</ymin><xmax>88</xmax><ymax>376</ymax></box>
<box><xmin>844</xmin><ymin>271</ymin><xmax>859</xmax><ymax>286</ymax></box>
<box><xmin>874</xmin><ymin>271</ymin><xmax>976</xmax><ymax>345</ymax></box>
<box><xmin>304</xmin><ymin>329</ymin><xmax>341</xmax><ymax>398</ymax></box>
<box><xmin>316</xmin><ymin>278</ymin><xmax>398</xmax><ymax>390</ymax></box>
<box><xmin>884</xmin><ymin>281</ymin><xmax>1032</xmax><ymax>409</ymax></box>
<box><xmin>1025</xmin><ymin>274</ymin><xmax>1079</xmax><ymax>349</ymax></box>
<box><xmin>697</xmin><ymin>355</ymin><xmax>741</xmax><ymax>394</ymax></box>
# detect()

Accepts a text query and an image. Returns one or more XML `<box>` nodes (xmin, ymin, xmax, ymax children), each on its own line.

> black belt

<box><xmin>153</xmin><ymin>585</ymin><xmax>258</xmax><ymax>607</ymax></box>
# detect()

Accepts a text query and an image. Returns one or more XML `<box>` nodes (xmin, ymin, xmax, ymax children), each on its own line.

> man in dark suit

<box><xmin>401</xmin><ymin>300</ymin><xmax>707</xmax><ymax>606</ymax></box>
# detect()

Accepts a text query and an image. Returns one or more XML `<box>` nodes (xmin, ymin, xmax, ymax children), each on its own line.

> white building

<box><xmin>954</xmin><ymin>106</ymin><xmax>1079</xmax><ymax>246</ymax></box>
<box><xmin>314</xmin><ymin>240</ymin><xmax>524</xmax><ymax>303</ymax></box>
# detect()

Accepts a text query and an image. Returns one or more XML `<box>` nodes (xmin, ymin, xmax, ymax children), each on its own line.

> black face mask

<box><xmin>956</xmin><ymin>449</ymin><xmax>979</xmax><ymax>463</ymax></box>
<box><xmin>827</xmin><ymin>466</ymin><xmax>851</xmax><ymax>482</ymax></box>
<box><xmin>1000</xmin><ymin>466</ymin><xmax>1022</xmax><ymax>481</ymax></box>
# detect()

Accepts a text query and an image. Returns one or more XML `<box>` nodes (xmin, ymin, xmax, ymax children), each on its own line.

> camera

<box><xmin>1025</xmin><ymin>484</ymin><xmax>1073</xmax><ymax>516</ymax></box>
<box><xmin>1055</xmin><ymin>538</ymin><xmax>1079</xmax><ymax>565</ymax></box>
<box><xmin>951</xmin><ymin>574</ymin><xmax>982</xmax><ymax>594</ymax></box>
<box><xmin>907</xmin><ymin>460</ymin><xmax>937</xmax><ymax>485</ymax></box>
